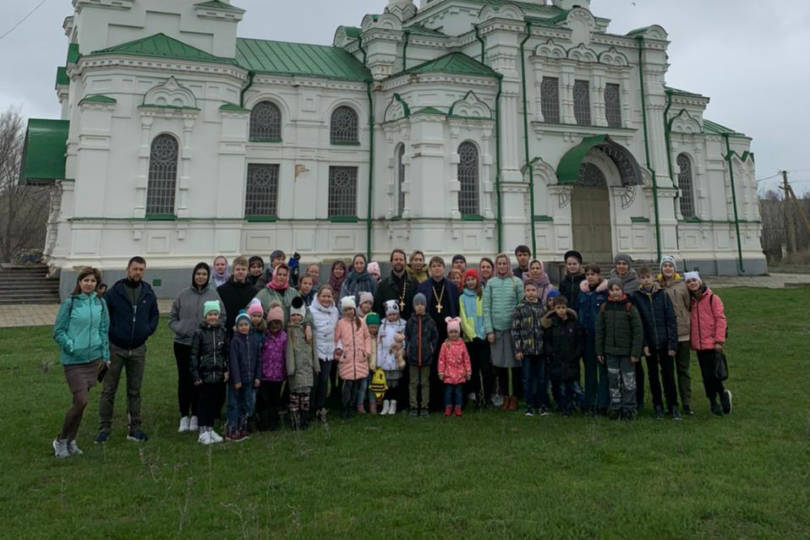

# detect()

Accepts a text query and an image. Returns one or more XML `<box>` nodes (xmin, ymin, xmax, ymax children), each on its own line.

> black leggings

<box><xmin>198</xmin><ymin>382</ymin><xmax>225</xmax><ymax>428</ymax></box>
<box><xmin>174</xmin><ymin>342</ymin><xmax>198</xmax><ymax>417</ymax></box>
<box><xmin>697</xmin><ymin>350</ymin><xmax>726</xmax><ymax>402</ymax></box>
<box><xmin>465</xmin><ymin>338</ymin><xmax>493</xmax><ymax>401</ymax></box>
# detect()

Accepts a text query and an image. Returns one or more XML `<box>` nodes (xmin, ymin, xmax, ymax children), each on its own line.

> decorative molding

<box><xmin>143</xmin><ymin>76</ymin><xmax>197</xmax><ymax>109</ymax></box>
<box><xmin>669</xmin><ymin>109</ymin><xmax>703</xmax><ymax>135</ymax></box>
<box><xmin>384</xmin><ymin>93</ymin><xmax>410</xmax><ymax>122</ymax></box>
<box><xmin>448</xmin><ymin>91</ymin><xmax>492</xmax><ymax>120</ymax></box>
<box><xmin>535</xmin><ymin>39</ymin><xmax>567</xmax><ymax>60</ymax></box>
<box><xmin>597</xmin><ymin>47</ymin><xmax>629</xmax><ymax>67</ymax></box>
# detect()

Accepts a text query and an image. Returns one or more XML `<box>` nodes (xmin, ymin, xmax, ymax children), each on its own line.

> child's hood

<box><xmin>579</xmin><ymin>278</ymin><xmax>608</xmax><ymax>293</ymax></box>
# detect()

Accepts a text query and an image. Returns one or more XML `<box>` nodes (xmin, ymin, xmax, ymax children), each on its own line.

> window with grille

<box><xmin>328</xmin><ymin>166</ymin><xmax>357</xmax><ymax>217</ymax></box>
<box><xmin>541</xmin><ymin>77</ymin><xmax>560</xmax><ymax>124</ymax></box>
<box><xmin>578</xmin><ymin>163</ymin><xmax>607</xmax><ymax>187</ymax></box>
<box><xmin>330</xmin><ymin>106</ymin><xmax>359</xmax><ymax>144</ymax></box>
<box><xmin>458</xmin><ymin>142</ymin><xmax>480</xmax><ymax>216</ymax></box>
<box><xmin>605</xmin><ymin>83</ymin><xmax>622</xmax><ymax>128</ymax></box>
<box><xmin>249</xmin><ymin>101</ymin><xmax>281</xmax><ymax>142</ymax></box>
<box><xmin>573</xmin><ymin>80</ymin><xmax>591</xmax><ymax>126</ymax></box>
<box><xmin>396</xmin><ymin>144</ymin><xmax>406</xmax><ymax>216</ymax></box>
<box><xmin>245</xmin><ymin>164</ymin><xmax>279</xmax><ymax>218</ymax></box>
<box><xmin>677</xmin><ymin>153</ymin><xmax>696</xmax><ymax>218</ymax></box>
<box><xmin>146</xmin><ymin>134</ymin><xmax>178</xmax><ymax>215</ymax></box>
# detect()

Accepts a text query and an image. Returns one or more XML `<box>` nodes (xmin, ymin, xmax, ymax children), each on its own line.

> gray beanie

<box><xmin>607</xmin><ymin>278</ymin><xmax>624</xmax><ymax>292</ymax></box>
<box><xmin>614</xmin><ymin>253</ymin><xmax>632</xmax><ymax>266</ymax></box>
<box><xmin>413</xmin><ymin>292</ymin><xmax>427</xmax><ymax>308</ymax></box>
<box><xmin>660</xmin><ymin>255</ymin><xmax>677</xmax><ymax>271</ymax></box>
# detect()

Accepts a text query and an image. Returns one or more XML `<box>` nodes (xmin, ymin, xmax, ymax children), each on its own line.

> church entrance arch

<box><xmin>572</xmin><ymin>163</ymin><xmax>612</xmax><ymax>262</ymax></box>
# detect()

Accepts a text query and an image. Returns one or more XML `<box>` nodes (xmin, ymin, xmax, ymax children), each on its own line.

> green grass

<box><xmin>1</xmin><ymin>287</ymin><xmax>809</xmax><ymax>539</ymax></box>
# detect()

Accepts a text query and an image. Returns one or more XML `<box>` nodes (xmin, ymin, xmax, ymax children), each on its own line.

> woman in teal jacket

<box><xmin>52</xmin><ymin>267</ymin><xmax>110</xmax><ymax>458</ymax></box>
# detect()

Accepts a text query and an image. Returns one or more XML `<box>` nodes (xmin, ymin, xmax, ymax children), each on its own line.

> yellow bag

<box><xmin>368</xmin><ymin>368</ymin><xmax>388</xmax><ymax>400</ymax></box>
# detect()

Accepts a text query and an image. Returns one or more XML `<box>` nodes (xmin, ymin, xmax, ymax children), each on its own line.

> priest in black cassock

<box><xmin>417</xmin><ymin>255</ymin><xmax>460</xmax><ymax>410</ymax></box>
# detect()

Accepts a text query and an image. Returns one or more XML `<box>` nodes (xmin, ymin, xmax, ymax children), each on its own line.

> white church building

<box><xmin>21</xmin><ymin>0</ymin><xmax>766</xmax><ymax>297</ymax></box>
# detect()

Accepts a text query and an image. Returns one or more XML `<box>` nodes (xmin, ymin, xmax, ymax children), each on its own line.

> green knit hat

<box><xmin>203</xmin><ymin>300</ymin><xmax>220</xmax><ymax>317</ymax></box>
<box><xmin>365</xmin><ymin>312</ymin><xmax>381</xmax><ymax>326</ymax></box>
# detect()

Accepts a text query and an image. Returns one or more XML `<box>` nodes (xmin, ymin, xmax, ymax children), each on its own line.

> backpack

<box><xmin>710</xmin><ymin>294</ymin><xmax>729</xmax><ymax>339</ymax></box>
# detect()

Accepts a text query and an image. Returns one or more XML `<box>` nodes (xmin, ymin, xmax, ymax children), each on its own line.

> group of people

<box><xmin>51</xmin><ymin>245</ymin><xmax>732</xmax><ymax>454</ymax></box>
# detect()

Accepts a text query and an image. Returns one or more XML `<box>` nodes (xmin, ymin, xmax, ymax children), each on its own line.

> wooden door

<box><xmin>571</xmin><ymin>185</ymin><xmax>612</xmax><ymax>262</ymax></box>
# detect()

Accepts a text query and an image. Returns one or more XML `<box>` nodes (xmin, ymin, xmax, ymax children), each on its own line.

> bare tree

<box><xmin>0</xmin><ymin>107</ymin><xmax>51</xmax><ymax>263</ymax></box>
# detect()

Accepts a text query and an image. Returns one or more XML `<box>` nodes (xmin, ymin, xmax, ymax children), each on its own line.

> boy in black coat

<box><xmin>541</xmin><ymin>296</ymin><xmax>585</xmax><ymax>415</ymax></box>
<box><xmin>631</xmin><ymin>267</ymin><xmax>679</xmax><ymax>420</ymax></box>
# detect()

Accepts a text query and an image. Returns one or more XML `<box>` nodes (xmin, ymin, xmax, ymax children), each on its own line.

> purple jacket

<box><xmin>260</xmin><ymin>329</ymin><xmax>287</xmax><ymax>382</ymax></box>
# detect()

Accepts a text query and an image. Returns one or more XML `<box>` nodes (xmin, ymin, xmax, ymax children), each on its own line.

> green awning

<box><xmin>19</xmin><ymin>119</ymin><xmax>69</xmax><ymax>184</ymax></box>
<box><xmin>556</xmin><ymin>135</ymin><xmax>642</xmax><ymax>185</ymax></box>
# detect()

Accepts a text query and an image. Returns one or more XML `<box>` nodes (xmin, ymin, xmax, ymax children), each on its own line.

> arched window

<box><xmin>249</xmin><ymin>101</ymin><xmax>281</xmax><ymax>142</ymax></box>
<box><xmin>573</xmin><ymin>80</ymin><xmax>591</xmax><ymax>126</ymax></box>
<box><xmin>578</xmin><ymin>162</ymin><xmax>607</xmax><ymax>187</ymax></box>
<box><xmin>146</xmin><ymin>134</ymin><xmax>178</xmax><ymax>215</ymax></box>
<box><xmin>604</xmin><ymin>83</ymin><xmax>622</xmax><ymax>128</ymax></box>
<box><xmin>458</xmin><ymin>142</ymin><xmax>479</xmax><ymax>216</ymax></box>
<box><xmin>677</xmin><ymin>153</ymin><xmax>696</xmax><ymax>218</ymax></box>
<box><xmin>396</xmin><ymin>144</ymin><xmax>406</xmax><ymax>216</ymax></box>
<box><xmin>330</xmin><ymin>106</ymin><xmax>359</xmax><ymax>144</ymax></box>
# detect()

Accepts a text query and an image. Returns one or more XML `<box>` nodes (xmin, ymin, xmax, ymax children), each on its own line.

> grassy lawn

<box><xmin>1</xmin><ymin>287</ymin><xmax>809</xmax><ymax>539</ymax></box>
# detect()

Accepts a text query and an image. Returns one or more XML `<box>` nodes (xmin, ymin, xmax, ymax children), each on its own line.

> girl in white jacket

<box><xmin>376</xmin><ymin>300</ymin><xmax>407</xmax><ymax>415</ymax></box>
<box><xmin>309</xmin><ymin>284</ymin><xmax>340</xmax><ymax>422</ymax></box>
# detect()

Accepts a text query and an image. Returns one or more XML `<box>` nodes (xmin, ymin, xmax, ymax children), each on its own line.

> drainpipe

<box><xmin>239</xmin><ymin>70</ymin><xmax>255</xmax><ymax>108</ymax></box>
<box><xmin>358</xmin><ymin>37</ymin><xmax>374</xmax><ymax>260</ymax></box>
<box><xmin>495</xmin><ymin>74</ymin><xmax>503</xmax><ymax>252</ymax></box>
<box><xmin>723</xmin><ymin>134</ymin><xmax>745</xmax><ymax>274</ymax></box>
<box><xmin>636</xmin><ymin>36</ymin><xmax>662</xmax><ymax>262</ymax></box>
<box><xmin>474</xmin><ymin>25</ymin><xmax>485</xmax><ymax>63</ymax></box>
<box><xmin>402</xmin><ymin>30</ymin><xmax>410</xmax><ymax>72</ymax></box>
<box><xmin>664</xmin><ymin>88</ymin><xmax>679</xmax><ymax>251</ymax></box>
<box><xmin>519</xmin><ymin>21</ymin><xmax>536</xmax><ymax>255</ymax></box>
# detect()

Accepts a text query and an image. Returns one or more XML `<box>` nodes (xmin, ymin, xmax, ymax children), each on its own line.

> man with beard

<box><xmin>373</xmin><ymin>249</ymin><xmax>418</xmax><ymax>321</ymax></box>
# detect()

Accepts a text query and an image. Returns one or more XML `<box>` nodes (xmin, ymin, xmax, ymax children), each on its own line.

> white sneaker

<box><xmin>189</xmin><ymin>416</ymin><xmax>199</xmax><ymax>431</ymax></box>
<box><xmin>198</xmin><ymin>428</ymin><xmax>211</xmax><ymax>445</ymax></box>
<box><xmin>492</xmin><ymin>394</ymin><xmax>504</xmax><ymax>407</ymax></box>
<box><xmin>68</xmin><ymin>440</ymin><xmax>83</xmax><ymax>456</ymax></box>
<box><xmin>381</xmin><ymin>400</ymin><xmax>390</xmax><ymax>415</ymax></box>
<box><xmin>209</xmin><ymin>429</ymin><xmax>223</xmax><ymax>443</ymax></box>
<box><xmin>52</xmin><ymin>438</ymin><xmax>69</xmax><ymax>459</ymax></box>
<box><xmin>389</xmin><ymin>400</ymin><xmax>397</xmax><ymax>415</ymax></box>
<box><xmin>178</xmin><ymin>416</ymin><xmax>190</xmax><ymax>433</ymax></box>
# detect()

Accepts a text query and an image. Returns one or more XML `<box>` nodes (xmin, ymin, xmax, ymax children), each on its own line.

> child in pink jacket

<box><xmin>438</xmin><ymin>317</ymin><xmax>472</xmax><ymax>417</ymax></box>
<box><xmin>685</xmin><ymin>272</ymin><xmax>731</xmax><ymax>416</ymax></box>
<box><xmin>334</xmin><ymin>296</ymin><xmax>371</xmax><ymax>418</ymax></box>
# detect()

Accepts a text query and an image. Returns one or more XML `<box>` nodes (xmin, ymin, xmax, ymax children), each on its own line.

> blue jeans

<box><xmin>226</xmin><ymin>384</ymin><xmax>250</xmax><ymax>433</ymax></box>
<box><xmin>356</xmin><ymin>376</ymin><xmax>369</xmax><ymax>407</ymax></box>
<box><xmin>552</xmin><ymin>380</ymin><xmax>576</xmax><ymax>414</ymax></box>
<box><xmin>443</xmin><ymin>384</ymin><xmax>463</xmax><ymax>407</ymax></box>
<box><xmin>521</xmin><ymin>355</ymin><xmax>545</xmax><ymax>408</ymax></box>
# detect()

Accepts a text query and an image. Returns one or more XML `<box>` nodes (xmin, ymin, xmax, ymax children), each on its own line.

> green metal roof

<box><xmin>665</xmin><ymin>86</ymin><xmax>706</xmax><ymax>99</ymax></box>
<box><xmin>19</xmin><ymin>119</ymin><xmax>69</xmax><ymax>184</ymax></box>
<box><xmin>704</xmin><ymin>119</ymin><xmax>746</xmax><ymax>137</ymax></box>
<box><xmin>344</xmin><ymin>27</ymin><xmax>362</xmax><ymax>39</ymax></box>
<box><xmin>195</xmin><ymin>0</ymin><xmax>245</xmax><ymax>13</ymax></box>
<box><xmin>67</xmin><ymin>43</ymin><xmax>79</xmax><ymax>64</ymax></box>
<box><xmin>79</xmin><ymin>95</ymin><xmax>117</xmax><ymax>105</ymax></box>
<box><xmin>90</xmin><ymin>33</ymin><xmax>238</xmax><ymax>65</ymax></box>
<box><xmin>412</xmin><ymin>106</ymin><xmax>446</xmax><ymax>116</ymax></box>
<box><xmin>556</xmin><ymin>135</ymin><xmax>642</xmax><ymax>185</ymax></box>
<box><xmin>55</xmin><ymin>66</ymin><xmax>69</xmax><ymax>87</ymax></box>
<box><xmin>235</xmin><ymin>38</ymin><xmax>371</xmax><ymax>82</ymax></box>
<box><xmin>219</xmin><ymin>102</ymin><xmax>249</xmax><ymax>112</ymax></box>
<box><xmin>405</xmin><ymin>52</ymin><xmax>497</xmax><ymax>77</ymax></box>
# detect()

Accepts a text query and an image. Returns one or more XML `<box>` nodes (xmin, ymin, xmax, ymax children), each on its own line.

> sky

<box><xmin>1</xmin><ymin>0</ymin><xmax>808</xmax><ymax>195</ymax></box>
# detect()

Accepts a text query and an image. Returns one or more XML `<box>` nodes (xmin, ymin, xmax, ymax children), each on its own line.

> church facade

<box><xmin>21</xmin><ymin>0</ymin><xmax>765</xmax><ymax>298</ymax></box>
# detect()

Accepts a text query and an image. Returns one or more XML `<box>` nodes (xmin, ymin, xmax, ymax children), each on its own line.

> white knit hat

<box><xmin>384</xmin><ymin>299</ymin><xmax>399</xmax><ymax>315</ymax></box>
<box><xmin>290</xmin><ymin>296</ymin><xmax>307</xmax><ymax>318</ymax></box>
<box><xmin>684</xmin><ymin>271</ymin><xmax>701</xmax><ymax>282</ymax></box>
<box><xmin>341</xmin><ymin>296</ymin><xmax>357</xmax><ymax>311</ymax></box>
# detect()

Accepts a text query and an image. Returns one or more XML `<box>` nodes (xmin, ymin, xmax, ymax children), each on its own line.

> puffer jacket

<box><xmin>229</xmin><ymin>331</ymin><xmax>262</xmax><ymax>386</ymax></box>
<box><xmin>169</xmin><ymin>285</ymin><xmax>225</xmax><ymax>346</ymax></box>
<box><xmin>541</xmin><ymin>309</ymin><xmax>585</xmax><ymax>382</ymax></box>
<box><xmin>334</xmin><ymin>317</ymin><xmax>371</xmax><ymax>381</ymax></box>
<box><xmin>595</xmin><ymin>296</ymin><xmax>643</xmax><ymax>359</ymax></box>
<box><xmin>53</xmin><ymin>292</ymin><xmax>110</xmax><ymax>365</ymax></box>
<box><xmin>254</xmin><ymin>284</ymin><xmax>306</xmax><ymax>325</ymax></box>
<box><xmin>631</xmin><ymin>283</ymin><xmax>677</xmax><ymax>352</ymax></box>
<box><xmin>438</xmin><ymin>338</ymin><xmax>471</xmax><ymax>385</ymax></box>
<box><xmin>286</xmin><ymin>321</ymin><xmax>319</xmax><ymax>392</ymax></box>
<box><xmin>690</xmin><ymin>287</ymin><xmax>727</xmax><ymax>351</ymax></box>
<box><xmin>190</xmin><ymin>322</ymin><xmax>228</xmax><ymax>384</ymax></box>
<box><xmin>310</xmin><ymin>297</ymin><xmax>339</xmax><ymax>360</ymax></box>
<box><xmin>404</xmin><ymin>313</ymin><xmax>439</xmax><ymax>367</ymax></box>
<box><xmin>482</xmin><ymin>275</ymin><xmax>524</xmax><ymax>333</ymax></box>
<box><xmin>559</xmin><ymin>273</ymin><xmax>586</xmax><ymax>311</ymax></box>
<box><xmin>459</xmin><ymin>288</ymin><xmax>485</xmax><ymax>342</ymax></box>
<box><xmin>658</xmin><ymin>274</ymin><xmax>691</xmax><ymax>341</ymax></box>
<box><xmin>609</xmin><ymin>268</ymin><xmax>640</xmax><ymax>294</ymax></box>
<box><xmin>260</xmin><ymin>330</ymin><xmax>287</xmax><ymax>382</ymax></box>
<box><xmin>510</xmin><ymin>300</ymin><xmax>545</xmax><ymax>356</ymax></box>
<box><xmin>576</xmin><ymin>279</ymin><xmax>608</xmax><ymax>334</ymax></box>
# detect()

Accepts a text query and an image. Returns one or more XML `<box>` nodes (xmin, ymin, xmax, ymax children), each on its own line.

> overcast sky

<box><xmin>1</xmin><ymin>0</ymin><xmax>807</xmax><ymax>194</ymax></box>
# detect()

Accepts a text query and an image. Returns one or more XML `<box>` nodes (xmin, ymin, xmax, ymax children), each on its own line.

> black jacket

<box><xmin>190</xmin><ymin>322</ymin><xmax>228</xmax><ymax>384</ymax></box>
<box><xmin>373</xmin><ymin>271</ymin><xmax>418</xmax><ymax>320</ymax></box>
<box><xmin>217</xmin><ymin>278</ymin><xmax>258</xmax><ymax>333</ymax></box>
<box><xmin>105</xmin><ymin>279</ymin><xmax>159</xmax><ymax>349</ymax></box>
<box><xmin>559</xmin><ymin>273</ymin><xmax>585</xmax><ymax>312</ymax></box>
<box><xmin>631</xmin><ymin>284</ymin><xmax>678</xmax><ymax>351</ymax></box>
<box><xmin>542</xmin><ymin>309</ymin><xmax>584</xmax><ymax>382</ymax></box>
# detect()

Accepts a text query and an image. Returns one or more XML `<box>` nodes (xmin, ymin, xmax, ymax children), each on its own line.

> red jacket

<box><xmin>689</xmin><ymin>287</ymin><xmax>727</xmax><ymax>351</ymax></box>
<box><xmin>437</xmin><ymin>338</ymin><xmax>471</xmax><ymax>385</ymax></box>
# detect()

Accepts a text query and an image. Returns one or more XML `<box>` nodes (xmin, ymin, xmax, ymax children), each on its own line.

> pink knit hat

<box><xmin>247</xmin><ymin>298</ymin><xmax>264</xmax><ymax>317</ymax></box>
<box><xmin>266</xmin><ymin>305</ymin><xmax>284</xmax><ymax>323</ymax></box>
<box><xmin>445</xmin><ymin>317</ymin><xmax>461</xmax><ymax>334</ymax></box>
<box><xmin>367</xmin><ymin>261</ymin><xmax>380</xmax><ymax>278</ymax></box>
